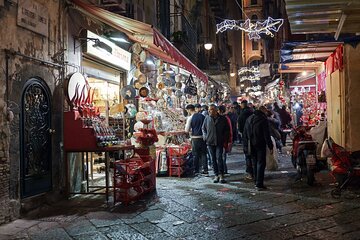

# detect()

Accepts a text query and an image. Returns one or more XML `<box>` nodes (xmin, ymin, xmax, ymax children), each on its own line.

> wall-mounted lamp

<box><xmin>104</xmin><ymin>30</ymin><xmax>130</xmax><ymax>44</ymax></box>
<box><xmin>230</xmin><ymin>72</ymin><xmax>236</xmax><ymax>77</ymax></box>
<box><xmin>204</xmin><ymin>43</ymin><xmax>213</xmax><ymax>50</ymax></box>
<box><xmin>93</xmin><ymin>41</ymin><xmax>113</xmax><ymax>55</ymax></box>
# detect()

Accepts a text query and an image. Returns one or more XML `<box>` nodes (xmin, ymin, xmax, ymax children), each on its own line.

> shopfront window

<box><xmin>88</xmin><ymin>78</ymin><xmax>120</xmax><ymax>118</ymax></box>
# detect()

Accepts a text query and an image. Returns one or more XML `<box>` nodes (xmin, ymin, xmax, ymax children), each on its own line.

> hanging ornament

<box><xmin>216</xmin><ymin>17</ymin><xmax>284</xmax><ymax>40</ymax></box>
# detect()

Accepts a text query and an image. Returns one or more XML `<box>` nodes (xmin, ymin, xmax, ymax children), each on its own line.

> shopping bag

<box><xmin>321</xmin><ymin>138</ymin><xmax>332</xmax><ymax>158</ymax></box>
<box><xmin>183</xmin><ymin>74</ymin><xmax>197</xmax><ymax>96</ymax></box>
<box><xmin>266</xmin><ymin>137</ymin><xmax>278</xmax><ymax>171</ymax></box>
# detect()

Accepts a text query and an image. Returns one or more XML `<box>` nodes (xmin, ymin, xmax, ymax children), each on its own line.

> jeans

<box><xmin>223</xmin><ymin>150</ymin><xmax>228</xmax><ymax>173</ymax></box>
<box><xmin>192</xmin><ymin>138</ymin><xmax>208</xmax><ymax>173</ymax></box>
<box><xmin>281</xmin><ymin>131</ymin><xmax>287</xmax><ymax>146</ymax></box>
<box><xmin>208</xmin><ymin>145</ymin><xmax>224</xmax><ymax>176</ymax></box>
<box><xmin>245</xmin><ymin>154</ymin><xmax>253</xmax><ymax>176</ymax></box>
<box><xmin>251</xmin><ymin>146</ymin><xmax>267</xmax><ymax>187</ymax></box>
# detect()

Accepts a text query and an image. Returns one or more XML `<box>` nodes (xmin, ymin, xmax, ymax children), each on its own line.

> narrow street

<box><xmin>1</xmin><ymin>144</ymin><xmax>360</xmax><ymax>240</ymax></box>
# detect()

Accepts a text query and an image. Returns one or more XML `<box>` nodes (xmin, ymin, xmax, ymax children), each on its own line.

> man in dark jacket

<box><xmin>185</xmin><ymin>104</ymin><xmax>208</xmax><ymax>175</ymax></box>
<box><xmin>237</xmin><ymin>100</ymin><xmax>254</xmax><ymax>178</ymax></box>
<box><xmin>243</xmin><ymin>106</ymin><xmax>273</xmax><ymax>190</ymax></box>
<box><xmin>202</xmin><ymin>104</ymin><xmax>230</xmax><ymax>183</ymax></box>
<box><xmin>238</xmin><ymin>100</ymin><xmax>254</xmax><ymax>137</ymax></box>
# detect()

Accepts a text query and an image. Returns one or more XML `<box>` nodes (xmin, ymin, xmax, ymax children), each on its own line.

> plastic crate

<box><xmin>167</xmin><ymin>145</ymin><xmax>191</xmax><ymax>157</ymax></box>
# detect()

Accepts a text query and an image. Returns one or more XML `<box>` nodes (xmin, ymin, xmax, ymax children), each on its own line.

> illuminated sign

<box><xmin>86</xmin><ymin>31</ymin><xmax>131</xmax><ymax>71</ymax></box>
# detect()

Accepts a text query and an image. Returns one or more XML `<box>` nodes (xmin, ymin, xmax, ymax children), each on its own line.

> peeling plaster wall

<box><xmin>0</xmin><ymin>0</ymin><xmax>65</xmax><ymax>225</ymax></box>
<box><xmin>344</xmin><ymin>44</ymin><xmax>360</xmax><ymax>151</ymax></box>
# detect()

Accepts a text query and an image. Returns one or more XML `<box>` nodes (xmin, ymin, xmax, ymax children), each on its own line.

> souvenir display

<box><xmin>139</xmin><ymin>87</ymin><xmax>150</xmax><ymax>98</ymax></box>
<box><xmin>121</xmin><ymin>85</ymin><xmax>136</xmax><ymax>99</ymax></box>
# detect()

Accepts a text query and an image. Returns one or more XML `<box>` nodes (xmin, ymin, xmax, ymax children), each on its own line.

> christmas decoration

<box><xmin>216</xmin><ymin>17</ymin><xmax>284</xmax><ymax>40</ymax></box>
<box><xmin>135</xmin><ymin>128</ymin><xmax>158</xmax><ymax>147</ymax></box>
<box><xmin>238</xmin><ymin>67</ymin><xmax>260</xmax><ymax>82</ymax></box>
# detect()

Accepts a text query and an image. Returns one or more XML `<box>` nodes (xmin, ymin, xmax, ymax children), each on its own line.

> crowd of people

<box><xmin>184</xmin><ymin>100</ymin><xmax>293</xmax><ymax>190</ymax></box>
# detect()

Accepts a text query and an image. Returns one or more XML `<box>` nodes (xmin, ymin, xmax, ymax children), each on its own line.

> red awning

<box><xmin>70</xmin><ymin>0</ymin><xmax>208</xmax><ymax>83</ymax></box>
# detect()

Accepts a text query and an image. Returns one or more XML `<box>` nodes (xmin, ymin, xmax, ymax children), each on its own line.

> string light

<box><xmin>238</xmin><ymin>66</ymin><xmax>260</xmax><ymax>82</ymax></box>
<box><xmin>216</xmin><ymin>17</ymin><xmax>284</xmax><ymax>40</ymax></box>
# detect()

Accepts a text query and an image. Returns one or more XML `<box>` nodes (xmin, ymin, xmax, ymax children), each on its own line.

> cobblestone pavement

<box><xmin>2</xmin><ymin>144</ymin><xmax>360</xmax><ymax>240</ymax></box>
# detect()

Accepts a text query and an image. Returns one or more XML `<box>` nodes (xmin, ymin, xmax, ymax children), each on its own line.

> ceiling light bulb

<box><xmin>302</xmin><ymin>71</ymin><xmax>307</xmax><ymax>76</ymax></box>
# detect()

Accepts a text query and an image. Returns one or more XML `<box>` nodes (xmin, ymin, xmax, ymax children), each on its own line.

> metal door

<box><xmin>20</xmin><ymin>78</ymin><xmax>52</xmax><ymax>198</ymax></box>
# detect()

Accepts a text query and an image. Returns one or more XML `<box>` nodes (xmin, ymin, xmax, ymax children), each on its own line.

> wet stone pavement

<box><xmin>2</xmin><ymin>144</ymin><xmax>360</xmax><ymax>240</ymax></box>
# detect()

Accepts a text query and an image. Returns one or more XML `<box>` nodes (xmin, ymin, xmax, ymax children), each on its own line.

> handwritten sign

<box><xmin>17</xmin><ymin>0</ymin><xmax>49</xmax><ymax>37</ymax></box>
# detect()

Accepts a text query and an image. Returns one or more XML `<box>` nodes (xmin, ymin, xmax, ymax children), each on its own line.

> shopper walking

<box><xmin>227</xmin><ymin>104</ymin><xmax>238</xmax><ymax>144</ymax></box>
<box><xmin>237</xmin><ymin>100</ymin><xmax>254</xmax><ymax>179</ymax></box>
<box><xmin>185</xmin><ymin>104</ymin><xmax>208</xmax><ymax>176</ymax></box>
<box><xmin>243</xmin><ymin>106</ymin><xmax>273</xmax><ymax>190</ymax></box>
<box><xmin>278</xmin><ymin>105</ymin><xmax>292</xmax><ymax>146</ymax></box>
<box><xmin>219</xmin><ymin>105</ymin><xmax>233</xmax><ymax>175</ymax></box>
<box><xmin>202</xmin><ymin>104</ymin><xmax>230</xmax><ymax>183</ymax></box>
<box><xmin>238</xmin><ymin>100</ymin><xmax>254</xmax><ymax>143</ymax></box>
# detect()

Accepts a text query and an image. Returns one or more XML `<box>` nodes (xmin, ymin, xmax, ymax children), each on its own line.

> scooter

<box><xmin>291</xmin><ymin>126</ymin><xmax>327</xmax><ymax>185</ymax></box>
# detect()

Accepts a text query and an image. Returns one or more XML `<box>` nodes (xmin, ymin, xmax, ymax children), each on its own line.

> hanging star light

<box><xmin>216</xmin><ymin>17</ymin><xmax>284</xmax><ymax>40</ymax></box>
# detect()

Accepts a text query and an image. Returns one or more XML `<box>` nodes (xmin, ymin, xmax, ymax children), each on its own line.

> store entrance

<box><xmin>20</xmin><ymin>78</ymin><xmax>52</xmax><ymax>198</ymax></box>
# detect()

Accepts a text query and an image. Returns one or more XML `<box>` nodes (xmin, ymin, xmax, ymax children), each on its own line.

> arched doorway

<box><xmin>20</xmin><ymin>78</ymin><xmax>52</xmax><ymax>198</ymax></box>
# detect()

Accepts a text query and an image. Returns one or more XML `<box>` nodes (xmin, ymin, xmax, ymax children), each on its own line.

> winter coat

<box><xmin>278</xmin><ymin>108</ymin><xmax>292</xmax><ymax>128</ymax></box>
<box><xmin>243</xmin><ymin>110</ymin><xmax>274</xmax><ymax>154</ymax></box>
<box><xmin>202</xmin><ymin>114</ymin><xmax>230</xmax><ymax>147</ymax></box>
<box><xmin>224</xmin><ymin>115</ymin><xmax>233</xmax><ymax>152</ymax></box>
<box><xmin>238</xmin><ymin>107</ymin><xmax>253</xmax><ymax>134</ymax></box>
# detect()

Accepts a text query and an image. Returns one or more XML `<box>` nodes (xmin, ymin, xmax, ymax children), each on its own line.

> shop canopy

<box><xmin>284</xmin><ymin>0</ymin><xmax>360</xmax><ymax>39</ymax></box>
<box><xmin>70</xmin><ymin>0</ymin><xmax>208</xmax><ymax>83</ymax></box>
<box><xmin>279</xmin><ymin>41</ymin><xmax>342</xmax><ymax>74</ymax></box>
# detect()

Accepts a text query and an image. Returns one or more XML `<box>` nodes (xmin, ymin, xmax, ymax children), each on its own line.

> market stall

<box><xmin>70</xmin><ymin>0</ymin><xmax>210</xmax><ymax>179</ymax></box>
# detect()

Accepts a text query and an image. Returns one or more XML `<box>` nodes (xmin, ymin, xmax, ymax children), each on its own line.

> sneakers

<box><xmin>245</xmin><ymin>174</ymin><xmax>254</xmax><ymax>180</ymax></box>
<box><xmin>213</xmin><ymin>176</ymin><xmax>219</xmax><ymax>183</ymax></box>
<box><xmin>219</xmin><ymin>175</ymin><xmax>227</xmax><ymax>184</ymax></box>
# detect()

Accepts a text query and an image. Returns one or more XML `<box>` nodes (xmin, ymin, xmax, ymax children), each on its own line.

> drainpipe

<box><xmin>5</xmin><ymin>50</ymin><xmax>9</xmax><ymax>104</ymax></box>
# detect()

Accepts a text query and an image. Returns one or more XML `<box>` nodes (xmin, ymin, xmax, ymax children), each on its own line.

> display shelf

<box><xmin>65</xmin><ymin>144</ymin><xmax>135</xmax><ymax>203</ymax></box>
<box><xmin>113</xmin><ymin>148</ymin><xmax>156</xmax><ymax>205</ymax></box>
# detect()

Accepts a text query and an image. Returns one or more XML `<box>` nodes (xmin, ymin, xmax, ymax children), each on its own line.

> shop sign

<box><xmin>17</xmin><ymin>0</ymin><xmax>49</xmax><ymax>37</ymax></box>
<box><xmin>86</xmin><ymin>31</ymin><xmax>131</xmax><ymax>71</ymax></box>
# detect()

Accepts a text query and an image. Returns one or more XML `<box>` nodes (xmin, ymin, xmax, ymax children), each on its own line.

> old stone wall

<box><xmin>0</xmin><ymin>0</ymin><xmax>65</xmax><ymax>225</ymax></box>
